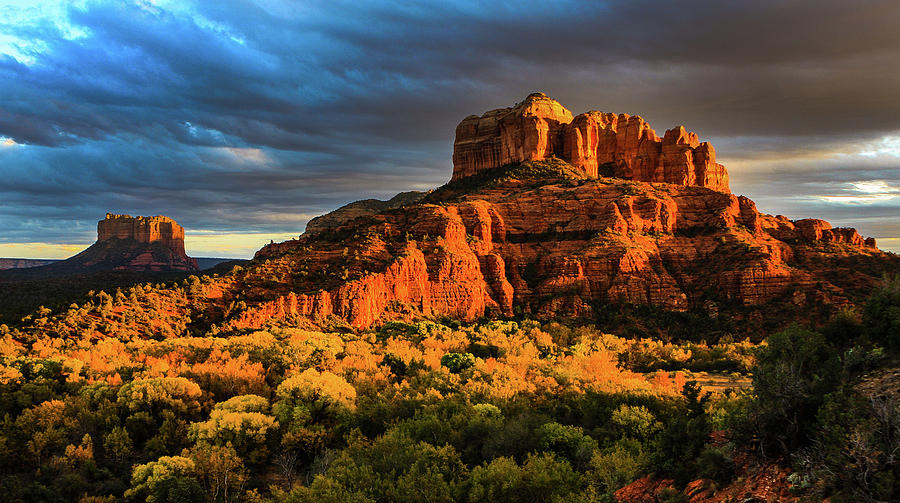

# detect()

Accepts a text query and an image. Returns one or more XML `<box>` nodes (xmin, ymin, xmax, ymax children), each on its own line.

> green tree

<box><xmin>794</xmin><ymin>390</ymin><xmax>898</xmax><ymax>502</ymax></box>
<box><xmin>117</xmin><ymin>377</ymin><xmax>202</xmax><ymax>416</ymax></box>
<box><xmin>126</xmin><ymin>455</ymin><xmax>196</xmax><ymax>503</ymax></box>
<box><xmin>190</xmin><ymin>395</ymin><xmax>278</xmax><ymax>464</ymax></box>
<box><xmin>103</xmin><ymin>426</ymin><xmax>133</xmax><ymax>464</ymax></box>
<box><xmin>287</xmin><ymin>431</ymin><xmax>466</xmax><ymax>503</ymax></box>
<box><xmin>587</xmin><ymin>437</ymin><xmax>646</xmax><ymax>496</ymax></box>
<box><xmin>536</xmin><ymin>422</ymin><xmax>597</xmax><ymax>469</ymax></box>
<box><xmin>273</xmin><ymin>369</ymin><xmax>356</xmax><ymax>453</ymax></box>
<box><xmin>651</xmin><ymin>381</ymin><xmax>711</xmax><ymax>484</ymax></box>
<box><xmin>862</xmin><ymin>274</ymin><xmax>900</xmax><ymax>352</ymax></box>
<box><xmin>747</xmin><ymin>325</ymin><xmax>841</xmax><ymax>456</ymax></box>
<box><xmin>467</xmin><ymin>453</ymin><xmax>581</xmax><ymax>503</ymax></box>
<box><xmin>441</xmin><ymin>352</ymin><xmax>476</xmax><ymax>374</ymax></box>
<box><xmin>609</xmin><ymin>404</ymin><xmax>662</xmax><ymax>441</ymax></box>
<box><xmin>150</xmin><ymin>476</ymin><xmax>205</xmax><ymax>503</ymax></box>
<box><xmin>189</xmin><ymin>443</ymin><xmax>248</xmax><ymax>503</ymax></box>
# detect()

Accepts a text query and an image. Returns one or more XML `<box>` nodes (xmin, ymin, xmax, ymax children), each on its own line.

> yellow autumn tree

<box><xmin>117</xmin><ymin>377</ymin><xmax>202</xmax><ymax>415</ymax></box>
<box><xmin>273</xmin><ymin>369</ymin><xmax>356</xmax><ymax>451</ymax></box>
<box><xmin>190</xmin><ymin>395</ymin><xmax>277</xmax><ymax>463</ymax></box>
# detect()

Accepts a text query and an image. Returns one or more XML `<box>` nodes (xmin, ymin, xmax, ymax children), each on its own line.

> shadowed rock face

<box><xmin>452</xmin><ymin>93</ymin><xmax>729</xmax><ymax>192</ymax></box>
<box><xmin>304</xmin><ymin>191</ymin><xmax>427</xmax><ymax>236</ymax></box>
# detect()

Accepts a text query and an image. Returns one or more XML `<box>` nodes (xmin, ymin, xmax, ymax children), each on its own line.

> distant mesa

<box><xmin>1</xmin><ymin>213</ymin><xmax>200</xmax><ymax>277</ymax></box>
<box><xmin>0</xmin><ymin>258</ymin><xmax>59</xmax><ymax>270</ymax></box>
<box><xmin>75</xmin><ymin>213</ymin><xmax>199</xmax><ymax>271</ymax></box>
<box><xmin>452</xmin><ymin>92</ymin><xmax>729</xmax><ymax>192</ymax></box>
<box><xmin>98</xmin><ymin>213</ymin><xmax>187</xmax><ymax>250</ymax></box>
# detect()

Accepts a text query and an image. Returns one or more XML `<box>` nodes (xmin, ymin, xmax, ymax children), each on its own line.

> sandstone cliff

<box><xmin>98</xmin><ymin>213</ymin><xmax>187</xmax><ymax>251</ymax></box>
<box><xmin>171</xmin><ymin>94</ymin><xmax>897</xmax><ymax>335</ymax></box>
<box><xmin>225</xmin><ymin>161</ymin><xmax>888</xmax><ymax>332</ymax></box>
<box><xmin>452</xmin><ymin>93</ymin><xmax>729</xmax><ymax>192</ymax></box>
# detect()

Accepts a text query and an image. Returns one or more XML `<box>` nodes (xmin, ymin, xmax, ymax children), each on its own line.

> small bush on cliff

<box><xmin>427</xmin><ymin>158</ymin><xmax>585</xmax><ymax>200</ymax></box>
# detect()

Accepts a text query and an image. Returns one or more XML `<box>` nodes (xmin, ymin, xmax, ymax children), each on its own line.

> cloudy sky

<box><xmin>1</xmin><ymin>0</ymin><xmax>898</xmax><ymax>258</ymax></box>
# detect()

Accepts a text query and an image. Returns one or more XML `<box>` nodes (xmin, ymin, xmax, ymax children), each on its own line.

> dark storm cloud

<box><xmin>0</xmin><ymin>0</ymin><xmax>898</xmax><ymax>256</ymax></box>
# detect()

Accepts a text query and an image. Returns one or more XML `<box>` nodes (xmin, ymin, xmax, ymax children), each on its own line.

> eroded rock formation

<box><xmin>452</xmin><ymin>93</ymin><xmax>729</xmax><ymax>192</ymax></box>
<box><xmin>452</xmin><ymin>93</ymin><xmax>574</xmax><ymax>181</ymax></box>
<box><xmin>304</xmin><ymin>191</ymin><xmax>427</xmax><ymax>236</ymax></box>
<box><xmin>186</xmin><ymin>95</ymin><xmax>893</xmax><ymax>333</ymax></box>
<box><xmin>234</xmin><ymin>173</ymin><xmax>885</xmax><ymax>330</ymax></box>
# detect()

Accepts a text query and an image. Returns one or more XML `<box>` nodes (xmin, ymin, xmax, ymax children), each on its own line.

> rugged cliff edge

<box><xmin>304</xmin><ymin>191</ymin><xmax>427</xmax><ymax>235</ymax></box>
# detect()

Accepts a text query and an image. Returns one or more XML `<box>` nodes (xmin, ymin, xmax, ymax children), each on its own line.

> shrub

<box><xmin>862</xmin><ymin>274</ymin><xmax>900</xmax><ymax>352</ymax></box>
<box><xmin>588</xmin><ymin>438</ymin><xmax>646</xmax><ymax>494</ymax></box>
<box><xmin>440</xmin><ymin>352</ymin><xmax>475</xmax><ymax>374</ymax></box>
<box><xmin>747</xmin><ymin>325</ymin><xmax>840</xmax><ymax>456</ymax></box>
<box><xmin>695</xmin><ymin>446</ymin><xmax>734</xmax><ymax>484</ymax></box>
<box><xmin>610</xmin><ymin>404</ymin><xmax>661</xmax><ymax>441</ymax></box>
<box><xmin>536</xmin><ymin>422</ymin><xmax>598</xmax><ymax>469</ymax></box>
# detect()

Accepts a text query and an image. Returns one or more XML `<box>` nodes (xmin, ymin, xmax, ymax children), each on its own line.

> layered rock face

<box><xmin>452</xmin><ymin>93</ymin><xmax>574</xmax><ymax>181</ymax></box>
<box><xmin>67</xmin><ymin>214</ymin><xmax>197</xmax><ymax>272</ymax></box>
<box><xmin>452</xmin><ymin>93</ymin><xmax>729</xmax><ymax>192</ymax></box>
<box><xmin>234</xmin><ymin>174</ymin><xmax>886</xmax><ymax>330</ymax></box>
<box><xmin>98</xmin><ymin>214</ymin><xmax>187</xmax><ymax>252</ymax></box>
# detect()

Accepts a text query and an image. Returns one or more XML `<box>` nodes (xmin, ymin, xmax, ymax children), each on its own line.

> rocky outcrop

<box><xmin>304</xmin><ymin>191</ymin><xmax>427</xmax><ymax>236</ymax></box>
<box><xmin>616</xmin><ymin>433</ymin><xmax>797</xmax><ymax>503</ymax></box>
<box><xmin>201</xmin><ymin>95</ymin><xmax>895</xmax><ymax>333</ymax></box>
<box><xmin>452</xmin><ymin>93</ymin><xmax>574</xmax><ymax>181</ymax></box>
<box><xmin>63</xmin><ymin>214</ymin><xmax>197</xmax><ymax>272</ymax></box>
<box><xmin>452</xmin><ymin>93</ymin><xmax>729</xmax><ymax>192</ymax></box>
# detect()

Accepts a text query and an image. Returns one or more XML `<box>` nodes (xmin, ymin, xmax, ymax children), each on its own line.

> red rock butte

<box><xmin>452</xmin><ymin>92</ymin><xmax>729</xmax><ymax>192</ymax></box>
<box><xmin>98</xmin><ymin>213</ymin><xmax>187</xmax><ymax>252</ymax></box>
<box><xmin>65</xmin><ymin>213</ymin><xmax>198</xmax><ymax>271</ymax></box>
